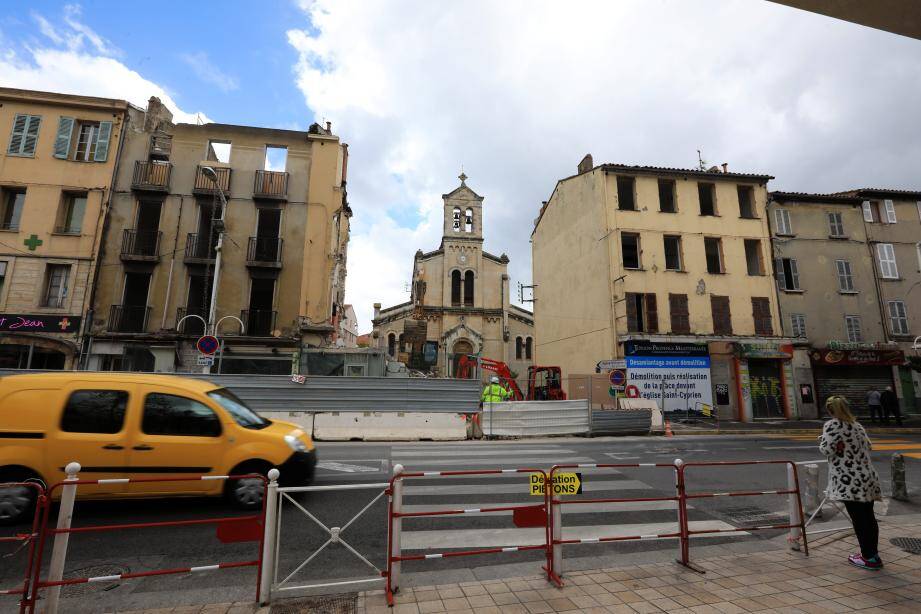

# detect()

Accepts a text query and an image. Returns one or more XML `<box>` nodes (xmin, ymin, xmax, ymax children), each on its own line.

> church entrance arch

<box><xmin>451</xmin><ymin>339</ymin><xmax>475</xmax><ymax>378</ymax></box>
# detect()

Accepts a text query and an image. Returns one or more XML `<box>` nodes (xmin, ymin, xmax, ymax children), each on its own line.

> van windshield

<box><xmin>208</xmin><ymin>389</ymin><xmax>271</xmax><ymax>430</ymax></box>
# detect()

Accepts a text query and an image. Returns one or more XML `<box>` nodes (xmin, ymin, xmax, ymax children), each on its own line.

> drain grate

<box><xmin>890</xmin><ymin>537</ymin><xmax>921</xmax><ymax>555</ymax></box>
<box><xmin>271</xmin><ymin>593</ymin><xmax>358</xmax><ymax>614</ymax></box>
<box><xmin>61</xmin><ymin>564</ymin><xmax>128</xmax><ymax>597</ymax></box>
<box><xmin>723</xmin><ymin>506</ymin><xmax>786</xmax><ymax>526</ymax></box>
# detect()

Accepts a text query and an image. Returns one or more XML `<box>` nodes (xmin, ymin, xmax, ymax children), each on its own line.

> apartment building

<box><xmin>533</xmin><ymin>156</ymin><xmax>797</xmax><ymax>421</ymax></box>
<box><xmin>87</xmin><ymin>97</ymin><xmax>350</xmax><ymax>373</ymax></box>
<box><xmin>0</xmin><ymin>88</ymin><xmax>129</xmax><ymax>369</ymax></box>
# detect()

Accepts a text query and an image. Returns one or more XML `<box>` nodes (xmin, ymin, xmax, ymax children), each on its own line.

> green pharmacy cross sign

<box><xmin>23</xmin><ymin>234</ymin><xmax>43</xmax><ymax>251</ymax></box>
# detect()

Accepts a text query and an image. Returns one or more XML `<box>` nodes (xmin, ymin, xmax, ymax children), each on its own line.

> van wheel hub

<box><xmin>233</xmin><ymin>478</ymin><xmax>264</xmax><ymax>506</ymax></box>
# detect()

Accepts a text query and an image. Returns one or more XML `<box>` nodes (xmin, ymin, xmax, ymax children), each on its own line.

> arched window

<box><xmin>387</xmin><ymin>333</ymin><xmax>396</xmax><ymax>357</ymax></box>
<box><xmin>398</xmin><ymin>333</ymin><xmax>405</xmax><ymax>354</ymax></box>
<box><xmin>452</xmin><ymin>207</ymin><xmax>461</xmax><ymax>231</ymax></box>
<box><xmin>515</xmin><ymin>337</ymin><xmax>523</xmax><ymax>360</ymax></box>
<box><xmin>451</xmin><ymin>270</ymin><xmax>461</xmax><ymax>306</ymax></box>
<box><xmin>525</xmin><ymin>337</ymin><xmax>533</xmax><ymax>360</ymax></box>
<box><xmin>464</xmin><ymin>271</ymin><xmax>474</xmax><ymax>306</ymax></box>
<box><xmin>465</xmin><ymin>208</ymin><xmax>473</xmax><ymax>232</ymax></box>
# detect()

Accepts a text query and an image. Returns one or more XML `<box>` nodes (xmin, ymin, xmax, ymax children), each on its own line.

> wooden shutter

<box><xmin>669</xmin><ymin>293</ymin><xmax>690</xmax><ymax>334</ymax></box>
<box><xmin>773</xmin><ymin>257</ymin><xmax>785</xmax><ymax>290</ymax></box>
<box><xmin>711</xmin><ymin>295</ymin><xmax>732</xmax><ymax>335</ymax></box>
<box><xmin>7</xmin><ymin>114</ymin><xmax>39</xmax><ymax>155</ymax></box>
<box><xmin>626</xmin><ymin>293</ymin><xmax>639</xmax><ymax>332</ymax></box>
<box><xmin>883</xmin><ymin>199</ymin><xmax>897</xmax><ymax>224</ymax></box>
<box><xmin>644</xmin><ymin>293</ymin><xmax>658</xmax><ymax>333</ymax></box>
<box><xmin>22</xmin><ymin>115</ymin><xmax>41</xmax><ymax>156</ymax></box>
<box><xmin>53</xmin><ymin>117</ymin><xmax>75</xmax><ymax>159</ymax></box>
<box><xmin>94</xmin><ymin>121</ymin><xmax>113</xmax><ymax>161</ymax></box>
<box><xmin>862</xmin><ymin>201</ymin><xmax>873</xmax><ymax>222</ymax></box>
<box><xmin>788</xmin><ymin>258</ymin><xmax>799</xmax><ymax>289</ymax></box>
<box><xmin>7</xmin><ymin>114</ymin><xmax>26</xmax><ymax>154</ymax></box>
<box><xmin>751</xmin><ymin>297</ymin><xmax>773</xmax><ymax>336</ymax></box>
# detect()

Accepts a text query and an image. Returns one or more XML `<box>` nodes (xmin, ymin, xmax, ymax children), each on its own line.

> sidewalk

<box><xmin>671</xmin><ymin>417</ymin><xmax>921</xmax><ymax>436</ymax></box>
<box><xmin>126</xmin><ymin>518</ymin><xmax>921</xmax><ymax>613</ymax></box>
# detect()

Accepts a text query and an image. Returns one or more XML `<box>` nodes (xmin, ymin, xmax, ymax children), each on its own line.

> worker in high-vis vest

<box><xmin>481</xmin><ymin>376</ymin><xmax>511</xmax><ymax>403</ymax></box>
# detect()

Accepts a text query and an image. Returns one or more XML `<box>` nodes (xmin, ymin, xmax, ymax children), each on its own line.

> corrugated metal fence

<box><xmin>481</xmin><ymin>400</ymin><xmax>591</xmax><ymax>437</ymax></box>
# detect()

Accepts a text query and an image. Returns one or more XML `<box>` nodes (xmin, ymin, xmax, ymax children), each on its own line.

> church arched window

<box><xmin>465</xmin><ymin>208</ymin><xmax>473</xmax><ymax>232</ymax></box>
<box><xmin>451</xmin><ymin>270</ymin><xmax>461</xmax><ymax>306</ymax></box>
<box><xmin>387</xmin><ymin>333</ymin><xmax>396</xmax><ymax>357</ymax></box>
<box><xmin>464</xmin><ymin>270</ymin><xmax>474</xmax><ymax>306</ymax></box>
<box><xmin>525</xmin><ymin>337</ymin><xmax>533</xmax><ymax>360</ymax></box>
<box><xmin>515</xmin><ymin>337</ymin><xmax>523</xmax><ymax>360</ymax></box>
<box><xmin>452</xmin><ymin>207</ymin><xmax>461</xmax><ymax>231</ymax></box>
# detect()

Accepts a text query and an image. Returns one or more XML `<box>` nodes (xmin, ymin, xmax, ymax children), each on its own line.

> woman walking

<box><xmin>819</xmin><ymin>396</ymin><xmax>883</xmax><ymax>570</ymax></box>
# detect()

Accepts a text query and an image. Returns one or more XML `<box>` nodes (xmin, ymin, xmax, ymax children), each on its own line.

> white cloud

<box><xmin>288</xmin><ymin>0</ymin><xmax>921</xmax><ymax>332</ymax></box>
<box><xmin>180</xmin><ymin>51</ymin><xmax>239</xmax><ymax>93</ymax></box>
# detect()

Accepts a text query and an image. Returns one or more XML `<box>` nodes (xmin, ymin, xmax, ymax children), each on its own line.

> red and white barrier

<box><xmin>0</xmin><ymin>482</ymin><xmax>45</xmax><ymax>614</ymax></box>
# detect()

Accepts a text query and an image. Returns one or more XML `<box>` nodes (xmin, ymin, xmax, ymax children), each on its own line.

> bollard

<box><xmin>674</xmin><ymin>458</ymin><xmax>690</xmax><ymax>567</ymax></box>
<box><xmin>388</xmin><ymin>463</ymin><xmax>404</xmax><ymax>597</ymax></box>
<box><xmin>803</xmin><ymin>464</ymin><xmax>821</xmax><ymax>521</ymax></box>
<box><xmin>892</xmin><ymin>454</ymin><xmax>909</xmax><ymax>501</ymax></box>
<box><xmin>45</xmin><ymin>461</ymin><xmax>81</xmax><ymax>614</ymax></box>
<box><xmin>550</xmin><ymin>473</ymin><xmax>562</xmax><ymax>578</ymax></box>
<box><xmin>787</xmin><ymin>464</ymin><xmax>805</xmax><ymax>552</ymax></box>
<box><xmin>258</xmin><ymin>468</ymin><xmax>280</xmax><ymax>605</ymax></box>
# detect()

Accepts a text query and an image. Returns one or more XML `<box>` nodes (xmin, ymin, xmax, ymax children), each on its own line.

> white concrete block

<box><xmin>263</xmin><ymin>411</ymin><xmax>315</xmax><ymax>438</ymax></box>
<box><xmin>313</xmin><ymin>412</ymin><xmax>468</xmax><ymax>441</ymax></box>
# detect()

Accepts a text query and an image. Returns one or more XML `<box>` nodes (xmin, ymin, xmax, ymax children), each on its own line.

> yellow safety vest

<box><xmin>481</xmin><ymin>384</ymin><xmax>509</xmax><ymax>403</ymax></box>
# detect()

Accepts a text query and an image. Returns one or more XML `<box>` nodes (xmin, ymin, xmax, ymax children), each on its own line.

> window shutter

<box><xmin>669</xmin><ymin>293</ymin><xmax>690</xmax><ymax>334</ymax></box>
<box><xmin>773</xmin><ymin>257</ymin><xmax>785</xmax><ymax>290</ymax></box>
<box><xmin>877</xmin><ymin>243</ymin><xmax>898</xmax><ymax>278</ymax></box>
<box><xmin>21</xmin><ymin>115</ymin><xmax>41</xmax><ymax>156</ymax></box>
<box><xmin>644</xmin><ymin>293</ymin><xmax>658</xmax><ymax>333</ymax></box>
<box><xmin>94</xmin><ymin>121</ymin><xmax>113</xmax><ymax>161</ymax></box>
<box><xmin>626</xmin><ymin>293</ymin><xmax>639</xmax><ymax>332</ymax></box>
<box><xmin>7</xmin><ymin>114</ymin><xmax>27</xmax><ymax>154</ymax></box>
<box><xmin>53</xmin><ymin>117</ymin><xmax>75</xmax><ymax>159</ymax></box>
<box><xmin>884</xmin><ymin>199</ymin><xmax>897</xmax><ymax>224</ymax></box>
<box><xmin>773</xmin><ymin>209</ymin><xmax>783</xmax><ymax>234</ymax></box>
<box><xmin>789</xmin><ymin>259</ymin><xmax>799</xmax><ymax>289</ymax></box>
<box><xmin>862</xmin><ymin>201</ymin><xmax>873</xmax><ymax>222</ymax></box>
<box><xmin>752</xmin><ymin>297</ymin><xmax>773</xmax><ymax>336</ymax></box>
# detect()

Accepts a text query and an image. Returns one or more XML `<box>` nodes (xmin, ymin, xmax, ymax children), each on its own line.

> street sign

<box><xmin>197</xmin><ymin>335</ymin><xmax>220</xmax><ymax>355</ymax></box>
<box><xmin>597</xmin><ymin>359</ymin><xmax>626</xmax><ymax>371</ymax></box>
<box><xmin>609</xmin><ymin>369</ymin><xmax>626</xmax><ymax>388</ymax></box>
<box><xmin>625</xmin><ymin>384</ymin><xmax>640</xmax><ymax>398</ymax></box>
<box><xmin>530</xmin><ymin>472</ymin><xmax>582</xmax><ymax>496</ymax></box>
<box><xmin>609</xmin><ymin>386</ymin><xmax>619</xmax><ymax>398</ymax></box>
<box><xmin>197</xmin><ymin>355</ymin><xmax>215</xmax><ymax>366</ymax></box>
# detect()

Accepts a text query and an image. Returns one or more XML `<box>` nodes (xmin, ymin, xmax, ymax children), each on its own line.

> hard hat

<box><xmin>490</xmin><ymin>376</ymin><xmax>499</xmax><ymax>384</ymax></box>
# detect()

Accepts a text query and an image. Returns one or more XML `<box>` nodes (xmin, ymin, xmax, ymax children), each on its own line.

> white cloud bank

<box><xmin>287</xmin><ymin>0</ymin><xmax>921</xmax><ymax>332</ymax></box>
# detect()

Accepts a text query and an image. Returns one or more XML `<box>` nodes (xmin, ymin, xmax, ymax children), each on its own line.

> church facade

<box><xmin>372</xmin><ymin>175</ymin><xmax>535</xmax><ymax>384</ymax></box>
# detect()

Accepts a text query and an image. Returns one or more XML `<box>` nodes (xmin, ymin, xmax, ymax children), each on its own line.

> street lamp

<box><xmin>202</xmin><ymin>166</ymin><xmax>227</xmax><ymax>373</ymax></box>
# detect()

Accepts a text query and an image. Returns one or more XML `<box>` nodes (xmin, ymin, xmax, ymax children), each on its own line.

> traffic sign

<box><xmin>197</xmin><ymin>355</ymin><xmax>215</xmax><ymax>366</ymax></box>
<box><xmin>609</xmin><ymin>386</ymin><xmax>619</xmax><ymax>398</ymax></box>
<box><xmin>197</xmin><ymin>335</ymin><xmax>220</xmax><ymax>355</ymax></box>
<box><xmin>625</xmin><ymin>384</ymin><xmax>640</xmax><ymax>398</ymax></box>
<box><xmin>529</xmin><ymin>472</ymin><xmax>583</xmax><ymax>496</ymax></box>
<box><xmin>609</xmin><ymin>368</ymin><xmax>626</xmax><ymax>387</ymax></box>
<box><xmin>597</xmin><ymin>359</ymin><xmax>626</xmax><ymax>371</ymax></box>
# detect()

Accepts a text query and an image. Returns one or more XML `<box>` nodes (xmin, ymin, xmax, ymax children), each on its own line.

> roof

<box><xmin>0</xmin><ymin>87</ymin><xmax>130</xmax><ymax>112</ymax></box>
<box><xmin>770</xmin><ymin>191</ymin><xmax>864</xmax><ymax>205</ymax></box>
<box><xmin>834</xmin><ymin>188</ymin><xmax>921</xmax><ymax>200</ymax></box>
<box><xmin>0</xmin><ymin>372</ymin><xmax>219</xmax><ymax>392</ymax></box>
<box><xmin>601</xmin><ymin>163</ymin><xmax>774</xmax><ymax>182</ymax></box>
<box><xmin>510</xmin><ymin>304</ymin><xmax>534</xmax><ymax>317</ymax></box>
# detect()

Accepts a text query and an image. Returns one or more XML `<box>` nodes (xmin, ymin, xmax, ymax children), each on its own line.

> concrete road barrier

<box><xmin>313</xmin><ymin>411</ymin><xmax>468</xmax><ymax>441</ymax></box>
<box><xmin>263</xmin><ymin>412</ymin><xmax>315</xmax><ymax>438</ymax></box>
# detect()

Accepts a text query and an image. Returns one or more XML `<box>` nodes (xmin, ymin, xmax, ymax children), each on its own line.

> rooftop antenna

<box><xmin>697</xmin><ymin>149</ymin><xmax>705</xmax><ymax>171</ymax></box>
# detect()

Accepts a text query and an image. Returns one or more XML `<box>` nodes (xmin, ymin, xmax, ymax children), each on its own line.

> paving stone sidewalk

<box><xmin>125</xmin><ymin>520</ymin><xmax>921</xmax><ymax>613</ymax></box>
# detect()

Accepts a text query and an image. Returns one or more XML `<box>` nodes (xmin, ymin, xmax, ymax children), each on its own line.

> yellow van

<box><xmin>0</xmin><ymin>372</ymin><xmax>316</xmax><ymax>524</ymax></box>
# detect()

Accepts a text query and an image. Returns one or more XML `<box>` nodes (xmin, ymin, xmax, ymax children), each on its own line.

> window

<box><xmin>845</xmin><ymin>315</ymin><xmax>863</xmax><ymax>343</ymax></box>
<box><xmin>60</xmin><ymin>119</ymin><xmax>113</xmax><ymax>162</ymax></box>
<box><xmin>658</xmin><ymin>179</ymin><xmax>676</xmax><ymax>213</ymax></box>
<box><xmin>264</xmin><ymin>145</ymin><xmax>287</xmax><ymax>171</ymax></box>
<box><xmin>525</xmin><ymin>338</ymin><xmax>533</xmax><ymax>360</ymax></box>
<box><xmin>0</xmin><ymin>261</ymin><xmax>6</xmax><ymax>299</ymax></box>
<box><xmin>516</xmin><ymin>336</ymin><xmax>523</xmax><ymax>360</ymax></box>
<box><xmin>57</xmin><ymin>193</ymin><xmax>87</xmax><ymax>234</ymax></box>
<box><xmin>452</xmin><ymin>206</ymin><xmax>461</xmax><ymax>231</ymax></box>
<box><xmin>669</xmin><ymin>293</ymin><xmax>690</xmax><ymax>334</ymax></box>
<box><xmin>790</xmin><ymin>313</ymin><xmax>807</xmax><ymax>338</ymax></box>
<box><xmin>465</xmin><ymin>208</ymin><xmax>473</xmax><ymax>232</ymax></box>
<box><xmin>698</xmin><ymin>182</ymin><xmax>716</xmax><ymax>216</ymax></box>
<box><xmin>876</xmin><ymin>243</ymin><xmax>899</xmax><ymax>279</ymax></box>
<box><xmin>773</xmin><ymin>208</ymin><xmax>792</xmax><ymax>235</ymax></box>
<box><xmin>451</xmin><ymin>270</ymin><xmax>461</xmax><ymax>305</ymax></box>
<box><xmin>42</xmin><ymin>264</ymin><xmax>69</xmax><ymax>308</ymax></box>
<box><xmin>775</xmin><ymin>258</ymin><xmax>800</xmax><ymax>291</ymax></box>
<box><xmin>663</xmin><ymin>235</ymin><xmax>682</xmax><ymax>271</ymax></box>
<box><xmin>737</xmin><ymin>186</ymin><xmax>755</xmax><ymax>218</ymax></box>
<box><xmin>142</xmin><ymin>393</ymin><xmax>221</xmax><ymax>437</ymax></box>
<box><xmin>206</xmin><ymin>139</ymin><xmax>232</xmax><ymax>163</ymax></box>
<box><xmin>883</xmin><ymin>199</ymin><xmax>897</xmax><ymax>224</ymax></box>
<box><xmin>616</xmin><ymin>176</ymin><xmax>636</xmax><ymax>211</ymax></box>
<box><xmin>704</xmin><ymin>237</ymin><xmax>723</xmax><ymax>273</ymax></box>
<box><xmin>387</xmin><ymin>333</ymin><xmax>396</xmax><ymax>357</ymax></box>
<box><xmin>862</xmin><ymin>200</ymin><xmax>892</xmax><ymax>224</ymax></box>
<box><xmin>75</xmin><ymin>121</ymin><xmax>99</xmax><ymax>160</ymax></box>
<box><xmin>888</xmin><ymin>301</ymin><xmax>910</xmax><ymax>335</ymax></box>
<box><xmin>464</xmin><ymin>270</ymin><xmax>474</xmax><ymax>306</ymax></box>
<box><xmin>621</xmin><ymin>233</ymin><xmax>641</xmax><ymax>269</ymax></box>
<box><xmin>626</xmin><ymin>292</ymin><xmax>658</xmax><ymax>333</ymax></box>
<box><xmin>744</xmin><ymin>239</ymin><xmax>763</xmax><ymax>276</ymax></box>
<box><xmin>207</xmin><ymin>389</ymin><xmax>270</xmax><ymax>430</ymax></box>
<box><xmin>835</xmin><ymin>260</ymin><xmax>855</xmax><ymax>292</ymax></box>
<box><xmin>61</xmin><ymin>390</ymin><xmax>128</xmax><ymax>434</ymax></box>
<box><xmin>0</xmin><ymin>189</ymin><xmax>25</xmax><ymax>230</ymax></box>
<box><xmin>751</xmin><ymin>297</ymin><xmax>773</xmax><ymax>336</ymax></box>
<box><xmin>711</xmin><ymin>295</ymin><xmax>732</xmax><ymax>335</ymax></box>
<box><xmin>7</xmin><ymin>114</ymin><xmax>41</xmax><ymax>156</ymax></box>
<box><xmin>827</xmin><ymin>212</ymin><xmax>845</xmax><ymax>237</ymax></box>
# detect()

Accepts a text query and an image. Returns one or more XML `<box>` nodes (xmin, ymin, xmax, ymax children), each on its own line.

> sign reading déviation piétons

<box><xmin>624</xmin><ymin>341</ymin><xmax>713</xmax><ymax>413</ymax></box>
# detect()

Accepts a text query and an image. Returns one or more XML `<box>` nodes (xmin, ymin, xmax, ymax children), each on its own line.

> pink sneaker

<box><xmin>848</xmin><ymin>554</ymin><xmax>883</xmax><ymax>570</ymax></box>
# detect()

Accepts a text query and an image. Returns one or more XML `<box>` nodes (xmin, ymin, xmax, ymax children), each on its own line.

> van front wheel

<box><xmin>225</xmin><ymin>462</ymin><xmax>272</xmax><ymax>510</ymax></box>
<box><xmin>0</xmin><ymin>468</ymin><xmax>42</xmax><ymax>526</ymax></box>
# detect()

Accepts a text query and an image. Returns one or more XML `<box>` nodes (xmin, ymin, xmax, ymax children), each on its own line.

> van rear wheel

<box><xmin>0</xmin><ymin>469</ymin><xmax>41</xmax><ymax>526</ymax></box>
<box><xmin>225</xmin><ymin>462</ymin><xmax>272</xmax><ymax>510</ymax></box>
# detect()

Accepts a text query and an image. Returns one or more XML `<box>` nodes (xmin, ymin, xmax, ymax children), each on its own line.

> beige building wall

<box><xmin>0</xmin><ymin>88</ymin><xmax>127</xmax><ymax>368</ymax></box>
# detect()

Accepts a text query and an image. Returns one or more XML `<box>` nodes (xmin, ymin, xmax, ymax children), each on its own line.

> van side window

<box><xmin>61</xmin><ymin>390</ymin><xmax>128</xmax><ymax>434</ymax></box>
<box><xmin>142</xmin><ymin>393</ymin><xmax>221</xmax><ymax>437</ymax></box>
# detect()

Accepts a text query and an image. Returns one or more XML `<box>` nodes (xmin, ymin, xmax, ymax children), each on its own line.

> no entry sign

<box><xmin>197</xmin><ymin>335</ymin><xmax>220</xmax><ymax>355</ymax></box>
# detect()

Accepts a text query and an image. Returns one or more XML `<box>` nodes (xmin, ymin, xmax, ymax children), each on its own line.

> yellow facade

<box><xmin>0</xmin><ymin>88</ymin><xmax>128</xmax><ymax>369</ymax></box>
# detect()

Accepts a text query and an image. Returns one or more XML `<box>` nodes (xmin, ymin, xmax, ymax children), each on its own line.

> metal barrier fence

<box><xmin>0</xmin><ymin>482</ymin><xmax>45</xmax><ymax>614</ymax></box>
<box><xmin>481</xmin><ymin>400</ymin><xmax>590</xmax><ymax>437</ymax></box>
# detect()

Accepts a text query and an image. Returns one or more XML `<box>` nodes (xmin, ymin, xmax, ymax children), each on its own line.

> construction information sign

<box><xmin>530</xmin><ymin>473</ymin><xmax>582</xmax><ymax>496</ymax></box>
<box><xmin>624</xmin><ymin>341</ymin><xmax>713</xmax><ymax>414</ymax></box>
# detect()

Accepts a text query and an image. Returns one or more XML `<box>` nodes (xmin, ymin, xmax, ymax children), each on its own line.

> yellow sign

<box><xmin>700</xmin><ymin>404</ymin><xmax>713</xmax><ymax>417</ymax></box>
<box><xmin>530</xmin><ymin>472</ymin><xmax>582</xmax><ymax>496</ymax></box>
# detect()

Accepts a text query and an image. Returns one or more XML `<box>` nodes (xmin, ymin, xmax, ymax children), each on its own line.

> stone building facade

<box><xmin>372</xmin><ymin>175</ymin><xmax>534</xmax><ymax>384</ymax></box>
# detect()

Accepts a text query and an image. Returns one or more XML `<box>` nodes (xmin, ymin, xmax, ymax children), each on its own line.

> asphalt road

<box><xmin>4</xmin><ymin>433</ymin><xmax>921</xmax><ymax>612</ymax></box>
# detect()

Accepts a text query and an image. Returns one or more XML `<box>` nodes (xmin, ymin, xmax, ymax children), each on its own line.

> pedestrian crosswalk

<box><xmin>774</xmin><ymin>435</ymin><xmax>921</xmax><ymax>459</ymax></box>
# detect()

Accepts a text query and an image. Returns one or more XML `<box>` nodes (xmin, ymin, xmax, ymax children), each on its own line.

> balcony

<box><xmin>241</xmin><ymin>309</ymin><xmax>276</xmax><ymax>337</ymax></box>
<box><xmin>120</xmin><ymin>229</ymin><xmax>162</xmax><ymax>262</ymax></box>
<box><xmin>253</xmin><ymin>170</ymin><xmax>288</xmax><ymax>201</ymax></box>
<box><xmin>193</xmin><ymin>165</ymin><xmax>231</xmax><ymax>196</ymax></box>
<box><xmin>184</xmin><ymin>233</ymin><xmax>216</xmax><ymax>264</ymax></box>
<box><xmin>131</xmin><ymin>161</ymin><xmax>172</xmax><ymax>192</ymax></box>
<box><xmin>246</xmin><ymin>236</ymin><xmax>283</xmax><ymax>268</ymax></box>
<box><xmin>108</xmin><ymin>305</ymin><xmax>151</xmax><ymax>333</ymax></box>
<box><xmin>176</xmin><ymin>306</ymin><xmax>207</xmax><ymax>336</ymax></box>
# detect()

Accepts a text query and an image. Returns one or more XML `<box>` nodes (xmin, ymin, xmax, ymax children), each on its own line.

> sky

<box><xmin>2</xmin><ymin>1</ymin><xmax>920</xmax><ymax>332</ymax></box>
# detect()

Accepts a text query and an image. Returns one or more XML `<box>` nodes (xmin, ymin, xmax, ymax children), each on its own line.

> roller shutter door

<box><xmin>813</xmin><ymin>365</ymin><xmax>894</xmax><ymax>416</ymax></box>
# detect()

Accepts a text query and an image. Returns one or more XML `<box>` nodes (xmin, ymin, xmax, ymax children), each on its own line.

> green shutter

<box><xmin>94</xmin><ymin>121</ymin><xmax>112</xmax><ymax>162</ymax></box>
<box><xmin>53</xmin><ymin>117</ymin><xmax>75</xmax><ymax>159</ymax></box>
<box><xmin>22</xmin><ymin>116</ymin><xmax>41</xmax><ymax>156</ymax></box>
<box><xmin>7</xmin><ymin>114</ymin><xmax>27</xmax><ymax>155</ymax></box>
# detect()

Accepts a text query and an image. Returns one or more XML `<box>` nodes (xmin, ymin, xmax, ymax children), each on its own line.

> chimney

<box><xmin>721</xmin><ymin>162</ymin><xmax>728</xmax><ymax>173</ymax></box>
<box><xmin>578</xmin><ymin>153</ymin><xmax>594</xmax><ymax>174</ymax></box>
<box><xmin>326</xmin><ymin>121</ymin><xmax>332</xmax><ymax>133</ymax></box>
<box><xmin>373</xmin><ymin>303</ymin><xmax>381</xmax><ymax>321</ymax></box>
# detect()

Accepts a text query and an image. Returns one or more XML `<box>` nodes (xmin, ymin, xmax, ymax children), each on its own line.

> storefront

<box><xmin>810</xmin><ymin>347</ymin><xmax>904</xmax><ymax>417</ymax></box>
<box><xmin>733</xmin><ymin>343</ymin><xmax>795</xmax><ymax>421</ymax></box>
<box><xmin>0</xmin><ymin>314</ymin><xmax>82</xmax><ymax>370</ymax></box>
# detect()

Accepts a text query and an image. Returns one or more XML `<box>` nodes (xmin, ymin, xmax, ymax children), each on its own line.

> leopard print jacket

<box><xmin>818</xmin><ymin>419</ymin><xmax>881</xmax><ymax>502</ymax></box>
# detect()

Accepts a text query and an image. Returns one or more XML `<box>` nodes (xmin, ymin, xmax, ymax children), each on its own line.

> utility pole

<box><xmin>202</xmin><ymin>166</ymin><xmax>227</xmax><ymax>374</ymax></box>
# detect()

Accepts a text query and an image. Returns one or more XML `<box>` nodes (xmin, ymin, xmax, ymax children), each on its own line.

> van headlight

<box><xmin>284</xmin><ymin>433</ymin><xmax>308</xmax><ymax>453</ymax></box>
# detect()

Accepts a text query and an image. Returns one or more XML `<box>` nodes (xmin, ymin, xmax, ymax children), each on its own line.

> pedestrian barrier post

<box><xmin>44</xmin><ymin>461</ymin><xmax>81</xmax><ymax>614</ymax></box>
<box><xmin>892</xmin><ymin>453</ymin><xmax>908</xmax><ymax>501</ymax></box>
<box><xmin>0</xmin><ymin>481</ymin><xmax>46</xmax><ymax>614</ymax></box>
<box><xmin>802</xmin><ymin>463</ymin><xmax>821</xmax><ymax>520</ymax></box>
<box><xmin>787</xmin><ymin>464</ymin><xmax>805</xmax><ymax>551</ymax></box>
<box><xmin>387</xmin><ymin>463</ymin><xmax>404</xmax><ymax>600</ymax></box>
<box><xmin>258</xmin><ymin>468</ymin><xmax>281</xmax><ymax>605</ymax></box>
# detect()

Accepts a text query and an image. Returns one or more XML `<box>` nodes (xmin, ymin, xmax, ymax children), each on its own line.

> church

<box><xmin>372</xmin><ymin>174</ymin><xmax>535</xmax><ymax>383</ymax></box>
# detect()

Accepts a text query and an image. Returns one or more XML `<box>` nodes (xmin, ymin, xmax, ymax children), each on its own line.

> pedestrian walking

<box><xmin>865</xmin><ymin>386</ymin><xmax>882</xmax><ymax>424</ymax></box>
<box><xmin>818</xmin><ymin>396</ymin><xmax>883</xmax><ymax>570</ymax></box>
<box><xmin>880</xmin><ymin>386</ymin><xmax>902</xmax><ymax>426</ymax></box>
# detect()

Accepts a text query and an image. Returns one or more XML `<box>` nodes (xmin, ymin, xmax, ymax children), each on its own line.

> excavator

<box><xmin>454</xmin><ymin>355</ymin><xmax>567</xmax><ymax>401</ymax></box>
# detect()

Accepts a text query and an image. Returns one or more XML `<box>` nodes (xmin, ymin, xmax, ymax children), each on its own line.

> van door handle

<box><xmin>132</xmin><ymin>444</ymin><xmax>154</xmax><ymax>451</ymax></box>
<box><xmin>101</xmin><ymin>444</ymin><xmax>124</xmax><ymax>450</ymax></box>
